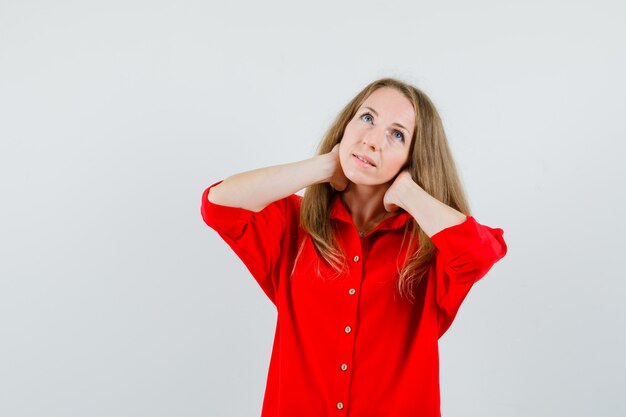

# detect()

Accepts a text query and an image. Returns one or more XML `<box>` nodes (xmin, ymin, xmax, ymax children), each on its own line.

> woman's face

<box><xmin>339</xmin><ymin>87</ymin><xmax>415</xmax><ymax>186</ymax></box>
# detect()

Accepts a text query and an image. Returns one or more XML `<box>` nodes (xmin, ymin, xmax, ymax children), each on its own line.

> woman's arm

<box><xmin>208</xmin><ymin>145</ymin><xmax>346</xmax><ymax>212</ymax></box>
<box><xmin>201</xmin><ymin>145</ymin><xmax>348</xmax><ymax>304</ymax></box>
<box><xmin>384</xmin><ymin>170</ymin><xmax>507</xmax><ymax>336</ymax></box>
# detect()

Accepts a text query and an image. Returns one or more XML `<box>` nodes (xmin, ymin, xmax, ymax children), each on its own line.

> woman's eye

<box><xmin>360</xmin><ymin>113</ymin><xmax>373</xmax><ymax>123</ymax></box>
<box><xmin>392</xmin><ymin>131</ymin><xmax>405</xmax><ymax>142</ymax></box>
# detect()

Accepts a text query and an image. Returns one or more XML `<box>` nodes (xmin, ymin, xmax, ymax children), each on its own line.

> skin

<box><xmin>333</xmin><ymin>87</ymin><xmax>416</xmax><ymax>232</ymax></box>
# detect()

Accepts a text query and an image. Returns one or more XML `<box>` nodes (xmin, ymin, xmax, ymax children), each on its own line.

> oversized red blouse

<box><xmin>201</xmin><ymin>179</ymin><xmax>507</xmax><ymax>417</ymax></box>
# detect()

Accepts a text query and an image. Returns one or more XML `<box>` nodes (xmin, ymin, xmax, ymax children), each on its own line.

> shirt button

<box><xmin>345</xmin><ymin>326</ymin><xmax>352</xmax><ymax>333</ymax></box>
<box><xmin>353</xmin><ymin>255</ymin><xmax>360</xmax><ymax>262</ymax></box>
<box><xmin>341</xmin><ymin>363</ymin><xmax>348</xmax><ymax>371</ymax></box>
<box><xmin>348</xmin><ymin>288</ymin><xmax>356</xmax><ymax>295</ymax></box>
<box><xmin>337</xmin><ymin>402</ymin><xmax>344</xmax><ymax>410</ymax></box>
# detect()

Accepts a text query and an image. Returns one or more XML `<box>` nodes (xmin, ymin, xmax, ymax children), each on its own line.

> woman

<box><xmin>201</xmin><ymin>77</ymin><xmax>508</xmax><ymax>416</ymax></box>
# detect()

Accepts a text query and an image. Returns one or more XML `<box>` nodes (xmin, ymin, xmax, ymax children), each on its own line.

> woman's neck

<box><xmin>339</xmin><ymin>182</ymin><xmax>391</xmax><ymax>231</ymax></box>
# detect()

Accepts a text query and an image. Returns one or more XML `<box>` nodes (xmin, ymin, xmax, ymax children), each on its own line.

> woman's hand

<box><xmin>327</xmin><ymin>143</ymin><xmax>350</xmax><ymax>192</ymax></box>
<box><xmin>383</xmin><ymin>168</ymin><xmax>414</xmax><ymax>212</ymax></box>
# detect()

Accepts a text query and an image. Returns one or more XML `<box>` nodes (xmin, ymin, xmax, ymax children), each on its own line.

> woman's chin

<box><xmin>342</xmin><ymin>165</ymin><xmax>391</xmax><ymax>187</ymax></box>
<box><xmin>344</xmin><ymin>174</ymin><xmax>386</xmax><ymax>187</ymax></box>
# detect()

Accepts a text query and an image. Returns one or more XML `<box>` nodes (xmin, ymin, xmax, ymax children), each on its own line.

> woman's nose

<box><xmin>362</xmin><ymin>127</ymin><xmax>390</xmax><ymax>150</ymax></box>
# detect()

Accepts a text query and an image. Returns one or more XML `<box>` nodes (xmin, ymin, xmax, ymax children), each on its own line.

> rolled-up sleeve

<box><xmin>429</xmin><ymin>215</ymin><xmax>508</xmax><ymax>337</ymax></box>
<box><xmin>200</xmin><ymin>180</ymin><xmax>288</xmax><ymax>306</ymax></box>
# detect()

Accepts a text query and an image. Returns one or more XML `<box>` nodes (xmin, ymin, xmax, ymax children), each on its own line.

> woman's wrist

<box><xmin>313</xmin><ymin>152</ymin><xmax>337</xmax><ymax>185</ymax></box>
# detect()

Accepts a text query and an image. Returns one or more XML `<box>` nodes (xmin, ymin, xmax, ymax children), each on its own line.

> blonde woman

<box><xmin>201</xmin><ymin>77</ymin><xmax>508</xmax><ymax>416</ymax></box>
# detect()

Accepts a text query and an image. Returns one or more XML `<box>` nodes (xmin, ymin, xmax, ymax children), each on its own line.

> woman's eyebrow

<box><xmin>361</xmin><ymin>106</ymin><xmax>410</xmax><ymax>133</ymax></box>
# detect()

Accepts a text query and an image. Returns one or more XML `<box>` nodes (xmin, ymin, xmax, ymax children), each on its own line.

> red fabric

<box><xmin>201</xmin><ymin>179</ymin><xmax>508</xmax><ymax>416</ymax></box>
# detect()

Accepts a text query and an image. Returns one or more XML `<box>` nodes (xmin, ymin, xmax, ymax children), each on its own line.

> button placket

<box><xmin>336</xmin><ymin>248</ymin><xmax>362</xmax><ymax>413</ymax></box>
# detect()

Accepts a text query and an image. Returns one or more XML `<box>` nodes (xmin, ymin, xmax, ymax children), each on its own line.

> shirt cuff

<box><xmin>200</xmin><ymin>179</ymin><xmax>258</xmax><ymax>239</ymax></box>
<box><xmin>430</xmin><ymin>215</ymin><xmax>505</xmax><ymax>258</ymax></box>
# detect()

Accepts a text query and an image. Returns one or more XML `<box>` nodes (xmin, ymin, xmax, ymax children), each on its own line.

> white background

<box><xmin>1</xmin><ymin>1</ymin><xmax>625</xmax><ymax>416</ymax></box>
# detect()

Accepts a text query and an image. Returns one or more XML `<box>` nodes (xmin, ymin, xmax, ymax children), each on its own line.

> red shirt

<box><xmin>201</xmin><ymin>179</ymin><xmax>507</xmax><ymax>416</ymax></box>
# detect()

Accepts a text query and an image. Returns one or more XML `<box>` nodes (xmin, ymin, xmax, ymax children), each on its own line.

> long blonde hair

<box><xmin>297</xmin><ymin>77</ymin><xmax>471</xmax><ymax>304</ymax></box>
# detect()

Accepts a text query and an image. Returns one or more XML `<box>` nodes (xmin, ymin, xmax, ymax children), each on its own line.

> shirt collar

<box><xmin>328</xmin><ymin>193</ymin><xmax>412</xmax><ymax>231</ymax></box>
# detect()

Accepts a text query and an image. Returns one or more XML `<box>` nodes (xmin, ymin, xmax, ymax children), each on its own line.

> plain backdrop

<box><xmin>1</xmin><ymin>1</ymin><xmax>625</xmax><ymax>416</ymax></box>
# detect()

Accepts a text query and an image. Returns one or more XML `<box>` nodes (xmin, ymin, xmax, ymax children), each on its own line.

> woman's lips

<box><xmin>352</xmin><ymin>154</ymin><xmax>375</xmax><ymax>167</ymax></box>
